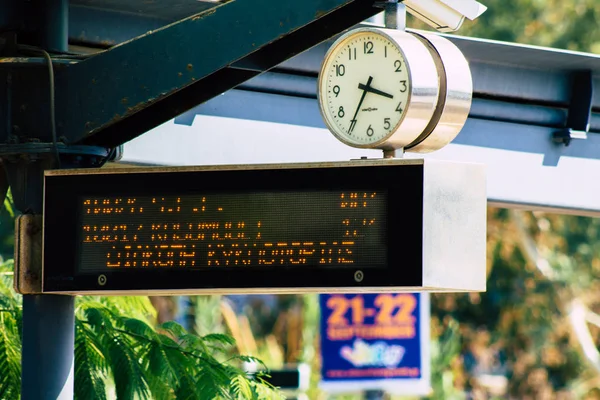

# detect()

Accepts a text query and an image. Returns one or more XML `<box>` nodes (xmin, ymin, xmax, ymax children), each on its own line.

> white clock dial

<box><xmin>319</xmin><ymin>31</ymin><xmax>411</xmax><ymax>146</ymax></box>
<box><xmin>318</xmin><ymin>28</ymin><xmax>442</xmax><ymax>151</ymax></box>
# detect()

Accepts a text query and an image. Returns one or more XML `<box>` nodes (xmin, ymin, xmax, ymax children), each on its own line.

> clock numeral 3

<box><xmin>364</xmin><ymin>41</ymin><xmax>374</xmax><ymax>54</ymax></box>
<box><xmin>366</xmin><ymin>125</ymin><xmax>374</xmax><ymax>137</ymax></box>
<box><xmin>383</xmin><ymin>118</ymin><xmax>391</xmax><ymax>130</ymax></box>
<box><xmin>338</xmin><ymin>106</ymin><xmax>345</xmax><ymax>118</ymax></box>
<box><xmin>335</xmin><ymin>64</ymin><xmax>346</xmax><ymax>76</ymax></box>
<box><xmin>400</xmin><ymin>80</ymin><xmax>407</xmax><ymax>93</ymax></box>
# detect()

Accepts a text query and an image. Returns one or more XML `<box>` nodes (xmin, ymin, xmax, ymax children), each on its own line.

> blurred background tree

<box><xmin>408</xmin><ymin>0</ymin><xmax>600</xmax><ymax>53</ymax></box>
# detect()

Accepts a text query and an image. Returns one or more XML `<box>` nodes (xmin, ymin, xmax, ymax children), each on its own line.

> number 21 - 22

<box><xmin>326</xmin><ymin>294</ymin><xmax>416</xmax><ymax>326</ymax></box>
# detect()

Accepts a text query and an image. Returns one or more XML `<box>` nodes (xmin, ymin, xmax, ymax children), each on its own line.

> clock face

<box><xmin>319</xmin><ymin>30</ymin><xmax>412</xmax><ymax>147</ymax></box>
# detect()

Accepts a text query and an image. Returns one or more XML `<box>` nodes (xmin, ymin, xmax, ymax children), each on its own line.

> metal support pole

<box><xmin>384</xmin><ymin>0</ymin><xmax>406</xmax><ymax>31</ymax></box>
<box><xmin>12</xmin><ymin>0</ymin><xmax>74</xmax><ymax>396</ymax></box>
<box><xmin>22</xmin><ymin>295</ymin><xmax>75</xmax><ymax>399</ymax></box>
<box><xmin>36</xmin><ymin>0</ymin><xmax>69</xmax><ymax>52</ymax></box>
<box><xmin>364</xmin><ymin>389</ymin><xmax>386</xmax><ymax>400</ymax></box>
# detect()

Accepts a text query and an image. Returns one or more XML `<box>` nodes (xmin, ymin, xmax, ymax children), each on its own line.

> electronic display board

<box><xmin>79</xmin><ymin>191</ymin><xmax>387</xmax><ymax>272</ymax></box>
<box><xmin>41</xmin><ymin>159</ymin><xmax>486</xmax><ymax>294</ymax></box>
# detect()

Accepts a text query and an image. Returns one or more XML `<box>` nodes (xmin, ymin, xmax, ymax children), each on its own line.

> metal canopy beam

<box><xmin>174</xmin><ymin>27</ymin><xmax>600</xmax><ymax>154</ymax></box>
<box><xmin>36</xmin><ymin>0</ymin><xmax>381</xmax><ymax>148</ymax></box>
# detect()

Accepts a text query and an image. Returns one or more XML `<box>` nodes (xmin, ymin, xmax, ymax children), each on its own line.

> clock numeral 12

<box><xmin>364</xmin><ymin>41</ymin><xmax>374</xmax><ymax>54</ymax></box>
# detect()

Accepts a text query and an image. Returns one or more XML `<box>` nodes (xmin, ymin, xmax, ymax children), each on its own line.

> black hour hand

<box><xmin>358</xmin><ymin>83</ymin><xmax>394</xmax><ymax>99</ymax></box>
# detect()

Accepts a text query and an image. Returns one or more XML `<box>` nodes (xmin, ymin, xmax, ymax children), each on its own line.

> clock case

<box><xmin>317</xmin><ymin>27</ymin><xmax>472</xmax><ymax>153</ymax></box>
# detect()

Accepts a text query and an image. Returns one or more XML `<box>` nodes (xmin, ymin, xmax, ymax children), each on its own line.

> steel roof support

<box><xmin>40</xmin><ymin>0</ymin><xmax>380</xmax><ymax>147</ymax></box>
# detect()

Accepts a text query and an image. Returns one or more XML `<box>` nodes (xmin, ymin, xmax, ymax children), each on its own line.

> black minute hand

<box><xmin>358</xmin><ymin>83</ymin><xmax>394</xmax><ymax>99</ymax></box>
<box><xmin>349</xmin><ymin>76</ymin><xmax>373</xmax><ymax>133</ymax></box>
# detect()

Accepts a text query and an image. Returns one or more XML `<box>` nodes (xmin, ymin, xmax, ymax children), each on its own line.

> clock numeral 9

<box><xmin>364</xmin><ymin>41</ymin><xmax>374</xmax><ymax>54</ymax></box>
<box><xmin>338</xmin><ymin>106</ymin><xmax>345</xmax><ymax>118</ymax></box>
<box><xmin>366</xmin><ymin>125</ymin><xmax>374</xmax><ymax>137</ymax></box>
<box><xmin>333</xmin><ymin>85</ymin><xmax>341</xmax><ymax>97</ymax></box>
<box><xmin>383</xmin><ymin>118</ymin><xmax>391</xmax><ymax>130</ymax></box>
<box><xmin>335</xmin><ymin>64</ymin><xmax>345</xmax><ymax>76</ymax></box>
<box><xmin>394</xmin><ymin>60</ymin><xmax>402</xmax><ymax>72</ymax></box>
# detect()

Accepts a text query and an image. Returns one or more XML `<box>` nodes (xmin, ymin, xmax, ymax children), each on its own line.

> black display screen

<box><xmin>43</xmin><ymin>162</ymin><xmax>425</xmax><ymax>294</ymax></box>
<box><xmin>78</xmin><ymin>190</ymin><xmax>387</xmax><ymax>271</ymax></box>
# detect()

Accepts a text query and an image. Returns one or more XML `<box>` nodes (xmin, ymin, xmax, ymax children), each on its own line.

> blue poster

<box><xmin>319</xmin><ymin>293</ymin><xmax>430</xmax><ymax>395</ymax></box>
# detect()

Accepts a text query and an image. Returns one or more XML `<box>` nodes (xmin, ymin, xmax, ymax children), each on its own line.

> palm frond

<box><xmin>82</xmin><ymin>306</ymin><xmax>149</xmax><ymax>399</ymax></box>
<box><xmin>74</xmin><ymin>320</ymin><xmax>107</xmax><ymax>400</ymax></box>
<box><xmin>160</xmin><ymin>320</ymin><xmax>188</xmax><ymax>338</ymax></box>
<box><xmin>77</xmin><ymin>296</ymin><xmax>156</xmax><ymax>321</ymax></box>
<box><xmin>249</xmin><ymin>378</ymin><xmax>286</xmax><ymax>400</ymax></box>
<box><xmin>0</xmin><ymin>312</ymin><xmax>21</xmax><ymax>400</ymax></box>
<box><xmin>230</xmin><ymin>374</ymin><xmax>253</xmax><ymax>400</ymax></box>
<box><xmin>202</xmin><ymin>333</ymin><xmax>236</xmax><ymax>346</ymax></box>
<box><xmin>103</xmin><ymin>328</ymin><xmax>149</xmax><ymax>400</ymax></box>
<box><xmin>144</xmin><ymin>340</ymin><xmax>177</xmax><ymax>400</ymax></box>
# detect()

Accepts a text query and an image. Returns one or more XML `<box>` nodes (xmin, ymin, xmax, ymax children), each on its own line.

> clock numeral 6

<box><xmin>366</xmin><ymin>125</ymin><xmax>374</xmax><ymax>137</ymax></box>
<box><xmin>338</xmin><ymin>106</ymin><xmax>345</xmax><ymax>118</ymax></box>
<box><xmin>383</xmin><ymin>118</ymin><xmax>391</xmax><ymax>130</ymax></box>
<box><xmin>335</xmin><ymin>64</ymin><xmax>346</xmax><ymax>76</ymax></box>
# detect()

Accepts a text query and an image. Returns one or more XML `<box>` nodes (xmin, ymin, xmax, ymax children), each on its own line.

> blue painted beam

<box><xmin>46</xmin><ymin>0</ymin><xmax>382</xmax><ymax>147</ymax></box>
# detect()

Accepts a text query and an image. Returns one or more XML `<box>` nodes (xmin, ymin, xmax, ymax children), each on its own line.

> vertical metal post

<box><xmin>18</xmin><ymin>1</ymin><xmax>73</xmax><ymax>398</ymax></box>
<box><xmin>364</xmin><ymin>390</ymin><xmax>386</xmax><ymax>400</ymax></box>
<box><xmin>22</xmin><ymin>296</ymin><xmax>75</xmax><ymax>399</ymax></box>
<box><xmin>384</xmin><ymin>0</ymin><xmax>406</xmax><ymax>31</ymax></box>
<box><xmin>37</xmin><ymin>0</ymin><xmax>69</xmax><ymax>52</ymax></box>
<box><xmin>13</xmin><ymin>161</ymin><xmax>76</xmax><ymax>399</ymax></box>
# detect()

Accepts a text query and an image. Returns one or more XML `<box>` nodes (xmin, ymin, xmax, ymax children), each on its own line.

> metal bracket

<box><xmin>1</xmin><ymin>143</ymin><xmax>114</xmax><ymax>213</ymax></box>
<box><xmin>14</xmin><ymin>214</ymin><xmax>43</xmax><ymax>294</ymax></box>
<box><xmin>374</xmin><ymin>0</ymin><xmax>406</xmax><ymax>30</ymax></box>
<box><xmin>553</xmin><ymin>70</ymin><xmax>594</xmax><ymax>146</ymax></box>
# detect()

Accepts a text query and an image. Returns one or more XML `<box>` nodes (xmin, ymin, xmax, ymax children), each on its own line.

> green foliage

<box><xmin>0</xmin><ymin>268</ymin><xmax>21</xmax><ymax>400</ymax></box>
<box><xmin>0</xmin><ymin>259</ymin><xmax>283</xmax><ymax>400</ymax></box>
<box><xmin>0</xmin><ymin>261</ymin><xmax>22</xmax><ymax>400</ymax></box>
<box><xmin>427</xmin><ymin>319</ymin><xmax>464</xmax><ymax>400</ymax></box>
<box><xmin>409</xmin><ymin>0</ymin><xmax>600</xmax><ymax>53</ymax></box>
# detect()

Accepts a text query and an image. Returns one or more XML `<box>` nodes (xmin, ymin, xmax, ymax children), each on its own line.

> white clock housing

<box><xmin>317</xmin><ymin>27</ymin><xmax>473</xmax><ymax>153</ymax></box>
